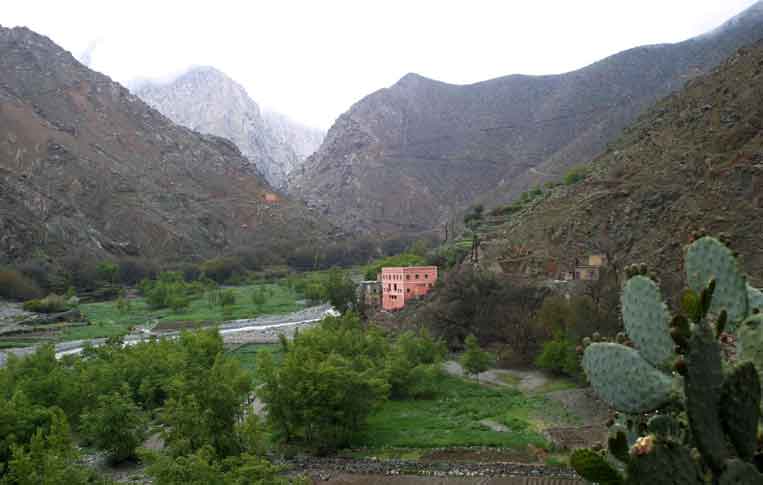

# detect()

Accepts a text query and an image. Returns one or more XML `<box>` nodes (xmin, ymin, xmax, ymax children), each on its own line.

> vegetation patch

<box><xmin>358</xmin><ymin>373</ymin><xmax>550</xmax><ymax>450</ymax></box>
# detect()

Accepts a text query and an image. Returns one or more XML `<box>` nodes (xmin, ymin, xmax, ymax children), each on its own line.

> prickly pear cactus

<box><xmin>583</xmin><ymin>343</ymin><xmax>674</xmax><ymax>413</ymax></box>
<box><xmin>720</xmin><ymin>363</ymin><xmax>761</xmax><ymax>462</ymax></box>
<box><xmin>737</xmin><ymin>314</ymin><xmax>763</xmax><ymax>387</ymax></box>
<box><xmin>748</xmin><ymin>284</ymin><xmax>763</xmax><ymax>313</ymax></box>
<box><xmin>569</xmin><ymin>448</ymin><xmax>623</xmax><ymax>485</ymax></box>
<box><xmin>685</xmin><ymin>237</ymin><xmax>748</xmax><ymax>323</ymax></box>
<box><xmin>621</xmin><ymin>275</ymin><xmax>674</xmax><ymax>369</ymax></box>
<box><xmin>625</xmin><ymin>440</ymin><xmax>704</xmax><ymax>485</ymax></box>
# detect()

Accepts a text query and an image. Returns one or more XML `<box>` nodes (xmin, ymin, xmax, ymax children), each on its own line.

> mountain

<box><xmin>289</xmin><ymin>1</ymin><xmax>763</xmax><ymax>236</ymax></box>
<box><xmin>0</xmin><ymin>26</ymin><xmax>326</xmax><ymax>264</ymax></box>
<box><xmin>479</xmin><ymin>40</ymin><xmax>763</xmax><ymax>297</ymax></box>
<box><xmin>133</xmin><ymin>67</ymin><xmax>323</xmax><ymax>189</ymax></box>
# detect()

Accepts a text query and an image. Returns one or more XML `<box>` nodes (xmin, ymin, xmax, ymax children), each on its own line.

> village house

<box><xmin>380</xmin><ymin>266</ymin><xmax>438</xmax><ymax>311</ymax></box>
<box><xmin>357</xmin><ymin>280</ymin><xmax>382</xmax><ymax>311</ymax></box>
<box><xmin>562</xmin><ymin>254</ymin><xmax>608</xmax><ymax>281</ymax></box>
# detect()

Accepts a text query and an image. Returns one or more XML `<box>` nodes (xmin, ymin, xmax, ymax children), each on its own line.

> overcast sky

<box><xmin>3</xmin><ymin>1</ymin><xmax>759</xmax><ymax>128</ymax></box>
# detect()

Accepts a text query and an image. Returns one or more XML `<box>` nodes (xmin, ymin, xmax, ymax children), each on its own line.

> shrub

<box><xmin>324</xmin><ymin>268</ymin><xmax>356</xmax><ymax>313</ymax></box>
<box><xmin>59</xmin><ymin>253</ymin><xmax>100</xmax><ymax>290</ymax></box>
<box><xmin>460</xmin><ymin>334</ymin><xmax>493</xmax><ymax>379</ymax></box>
<box><xmin>199</xmin><ymin>257</ymin><xmax>242</xmax><ymax>284</ymax></box>
<box><xmin>16</xmin><ymin>261</ymin><xmax>52</xmax><ymax>292</ymax></box>
<box><xmin>95</xmin><ymin>261</ymin><xmax>119</xmax><ymax>284</ymax></box>
<box><xmin>535</xmin><ymin>334</ymin><xmax>580</xmax><ymax>376</ymax></box>
<box><xmin>22</xmin><ymin>294</ymin><xmax>69</xmax><ymax>314</ymax></box>
<box><xmin>0</xmin><ymin>270</ymin><xmax>43</xmax><ymax>301</ymax></box>
<box><xmin>80</xmin><ymin>387</ymin><xmax>147</xmax><ymax>463</ymax></box>
<box><xmin>117</xmin><ymin>257</ymin><xmax>158</xmax><ymax>286</ymax></box>
<box><xmin>257</xmin><ymin>313</ymin><xmax>389</xmax><ymax>453</ymax></box>
<box><xmin>563</xmin><ymin>165</ymin><xmax>589</xmax><ymax>185</ymax></box>
<box><xmin>219</xmin><ymin>290</ymin><xmax>236</xmax><ymax>308</ymax></box>
<box><xmin>386</xmin><ymin>329</ymin><xmax>446</xmax><ymax>399</ymax></box>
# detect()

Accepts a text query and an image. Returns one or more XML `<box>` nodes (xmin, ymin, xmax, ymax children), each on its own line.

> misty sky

<box><xmin>3</xmin><ymin>1</ymin><xmax>759</xmax><ymax>129</ymax></box>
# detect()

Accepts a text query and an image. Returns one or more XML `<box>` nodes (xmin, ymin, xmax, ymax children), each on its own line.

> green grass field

<box><xmin>63</xmin><ymin>283</ymin><xmax>303</xmax><ymax>342</ymax></box>
<box><xmin>357</xmin><ymin>373</ymin><xmax>552</xmax><ymax>450</ymax></box>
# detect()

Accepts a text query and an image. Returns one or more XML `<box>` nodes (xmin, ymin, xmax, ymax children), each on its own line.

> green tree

<box><xmin>460</xmin><ymin>335</ymin><xmax>493</xmax><ymax>381</ymax></box>
<box><xmin>80</xmin><ymin>386</ymin><xmax>148</xmax><ymax>463</ymax></box>
<box><xmin>323</xmin><ymin>268</ymin><xmax>356</xmax><ymax>313</ymax></box>
<box><xmin>257</xmin><ymin>313</ymin><xmax>389</xmax><ymax>452</ymax></box>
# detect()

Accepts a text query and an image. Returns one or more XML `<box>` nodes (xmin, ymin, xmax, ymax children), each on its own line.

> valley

<box><xmin>2</xmin><ymin>2</ymin><xmax>763</xmax><ymax>484</ymax></box>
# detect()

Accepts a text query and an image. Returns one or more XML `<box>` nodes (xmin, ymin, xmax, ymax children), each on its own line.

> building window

<box><xmin>406</xmin><ymin>288</ymin><xmax>410</xmax><ymax>293</ymax></box>
<box><xmin>406</xmin><ymin>275</ymin><xmax>410</xmax><ymax>280</ymax></box>
<box><xmin>415</xmin><ymin>274</ymin><xmax>419</xmax><ymax>279</ymax></box>
<box><xmin>428</xmin><ymin>284</ymin><xmax>433</xmax><ymax>288</ymax></box>
<box><xmin>394</xmin><ymin>283</ymin><xmax>397</xmax><ymax>290</ymax></box>
<box><xmin>425</xmin><ymin>274</ymin><xmax>429</xmax><ymax>279</ymax></box>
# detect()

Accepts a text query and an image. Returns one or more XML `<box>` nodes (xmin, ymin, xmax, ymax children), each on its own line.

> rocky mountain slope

<box><xmin>134</xmin><ymin>68</ymin><xmax>323</xmax><ymax>189</ymax></box>
<box><xmin>290</xmin><ymin>1</ymin><xmax>763</xmax><ymax>235</ymax></box>
<box><xmin>480</xmin><ymin>41</ymin><xmax>763</xmax><ymax>297</ymax></box>
<box><xmin>0</xmin><ymin>26</ymin><xmax>326</xmax><ymax>264</ymax></box>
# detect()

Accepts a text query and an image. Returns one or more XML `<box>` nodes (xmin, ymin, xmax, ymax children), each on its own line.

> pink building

<box><xmin>380</xmin><ymin>266</ymin><xmax>438</xmax><ymax>311</ymax></box>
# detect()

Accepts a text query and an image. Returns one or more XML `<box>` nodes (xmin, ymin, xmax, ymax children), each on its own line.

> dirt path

<box><xmin>443</xmin><ymin>361</ymin><xmax>550</xmax><ymax>393</ymax></box>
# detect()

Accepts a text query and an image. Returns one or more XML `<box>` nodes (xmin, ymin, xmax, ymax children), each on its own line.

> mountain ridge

<box><xmin>134</xmin><ymin>67</ymin><xmax>324</xmax><ymax>189</ymax></box>
<box><xmin>0</xmin><ymin>26</ymin><xmax>327</xmax><ymax>264</ymax></box>
<box><xmin>290</xmin><ymin>1</ymin><xmax>763</xmax><ymax>236</ymax></box>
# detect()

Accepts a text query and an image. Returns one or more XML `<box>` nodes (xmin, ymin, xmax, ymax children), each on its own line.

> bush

<box><xmin>323</xmin><ymin>268</ymin><xmax>356</xmax><ymax>313</ymax></box>
<box><xmin>59</xmin><ymin>253</ymin><xmax>100</xmax><ymax>290</ymax></box>
<box><xmin>535</xmin><ymin>334</ymin><xmax>580</xmax><ymax>376</ymax></box>
<box><xmin>16</xmin><ymin>261</ymin><xmax>52</xmax><ymax>292</ymax></box>
<box><xmin>22</xmin><ymin>294</ymin><xmax>69</xmax><ymax>314</ymax></box>
<box><xmin>460</xmin><ymin>334</ymin><xmax>493</xmax><ymax>379</ymax></box>
<box><xmin>386</xmin><ymin>329</ymin><xmax>446</xmax><ymax>399</ymax></box>
<box><xmin>117</xmin><ymin>257</ymin><xmax>159</xmax><ymax>286</ymax></box>
<box><xmin>199</xmin><ymin>257</ymin><xmax>242</xmax><ymax>284</ymax></box>
<box><xmin>257</xmin><ymin>313</ymin><xmax>389</xmax><ymax>453</ymax></box>
<box><xmin>141</xmin><ymin>272</ymin><xmax>194</xmax><ymax>310</ymax></box>
<box><xmin>563</xmin><ymin>166</ymin><xmax>589</xmax><ymax>185</ymax></box>
<box><xmin>0</xmin><ymin>270</ymin><xmax>43</xmax><ymax>301</ymax></box>
<box><xmin>80</xmin><ymin>387</ymin><xmax>147</xmax><ymax>463</ymax></box>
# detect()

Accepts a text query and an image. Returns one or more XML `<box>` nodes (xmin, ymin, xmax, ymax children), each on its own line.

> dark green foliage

<box><xmin>460</xmin><ymin>334</ymin><xmax>493</xmax><ymax>379</ymax></box>
<box><xmin>569</xmin><ymin>448</ymin><xmax>623</xmax><ymax>485</ymax></box>
<box><xmin>0</xmin><ymin>269</ymin><xmax>43</xmax><ymax>301</ymax></box>
<box><xmin>116</xmin><ymin>257</ymin><xmax>159</xmax><ymax>286</ymax></box>
<box><xmin>385</xmin><ymin>329</ymin><xmax>447</xmax><ymax>399</ymax></box>
<box><xmin>257</xmin><ymin>313</ymin><xmax>389</xmax><ymax>453</ymax></box>
<box><xmin>720</xmin><ymin>363</ymin><xmax>761</xmax><ymax>462</ymax></box>
<box><xmin>1</xmin><ymin>410</ymin><xmax>108</xmax><ymax>485</ymax></box>
<box><xmin>323</xmin><ymin>268</ymin><xmax>356</xmax><ymax>313</ymax></box>
<box><xmin>80</xmin><ymin>387</ymin><xmax>147</xmax><ymax>463</ymax></box>
<box><xmin>535</xmin><ymin>332</ymin><xmax>580</xmax><ymax>377</ymax></box>
<box><xmin>144</xmin><ymin>446</ymin><xmax>295</xmax><ymax>485</ymax></box>
<box><xmin>421</xmin><ymin>266</ymin><xmax>548</xmax><ymax>356</ymax></box>
<box><xmin>199</xmin><ymin>257</ymin><xmax>243</xmax><ymax>284</ymax></box>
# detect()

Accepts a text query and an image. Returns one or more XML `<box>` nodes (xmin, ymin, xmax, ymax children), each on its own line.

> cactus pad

<box><xmin>570</xmin><ymin>448</ymin><xmax>624</xmax><ymax>485</ymax></box>
<box><xmin>685</xmin><ymin>237</ymin><xmax>748</xmax><ymax>323</ymax></box>
<box><xmin>718</xmin><ymin>459</ymin><xmax>763</xmax><ymax>484</ymax></box>
<box><xmin>583</xmin><ymin>343</ymin><xmax>674</xmax><ymax>413</ymax></box>
<box><xmin>621</xmin><ymin>275</ymin><xmax>674</xmax><ymax>368</ymax></box>
<box><xmin>720</xmin><ymin>363</ymin><xmax>761</xmax><ymax>461</ymax></box>
<box><xmin>625</xmin><ymin>441</ymin><xmax>704</xmax><ymax>485</ymax></box>
<box><xmin>748</xmin><ymin>284</ymin><xmax>763</xmax><ymax>313</ymax></box>
<box><xmin>685</xmin><ymin>321</ymin><xmax>729</xmax><ymax>472</ymax></box>
<box><xmin>737</xmin><ymin>314</ymin><xmax>763</xmax><ymax>385</ymax></box>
